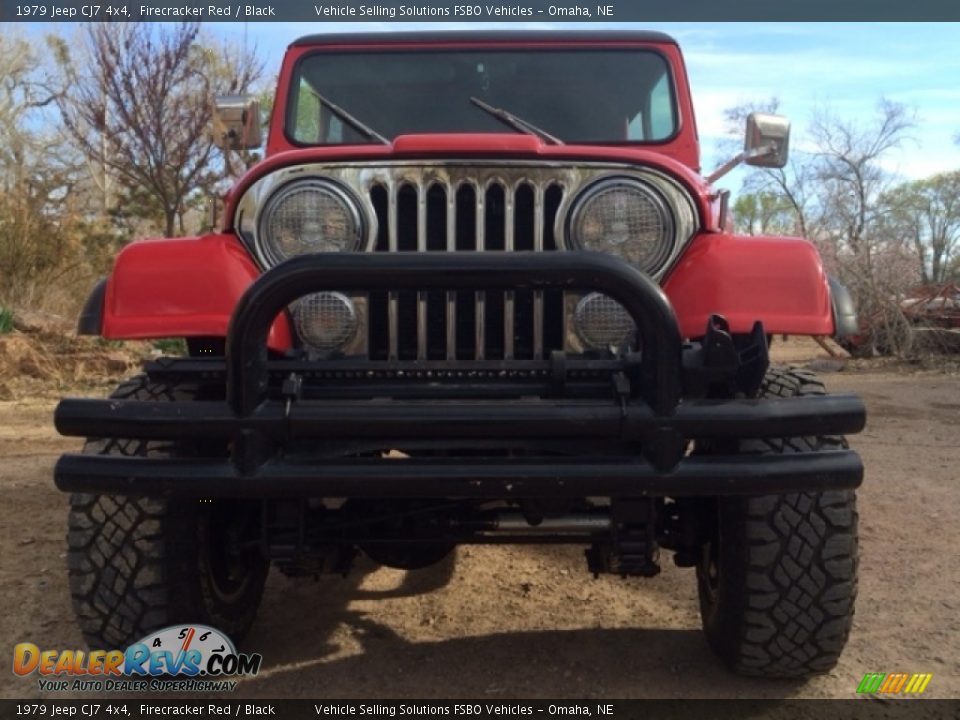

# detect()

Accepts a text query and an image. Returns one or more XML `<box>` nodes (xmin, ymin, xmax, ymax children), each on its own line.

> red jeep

<box><xmin>56</xmin><ymin>31</ymin><xmax>865</xmax><ymax>678</ymax></box>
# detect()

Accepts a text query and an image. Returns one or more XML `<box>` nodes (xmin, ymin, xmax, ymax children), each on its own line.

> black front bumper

<box><xmin>54</xmin><ymin>252</ymin><xmax>866</xmax><ymax>499</ymax></box>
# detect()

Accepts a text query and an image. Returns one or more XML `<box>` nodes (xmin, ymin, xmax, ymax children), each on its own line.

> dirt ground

<box><xmin>0</xmin><ymin>339</ymin><xmax>957</xmax><ymax>700</ymax></box>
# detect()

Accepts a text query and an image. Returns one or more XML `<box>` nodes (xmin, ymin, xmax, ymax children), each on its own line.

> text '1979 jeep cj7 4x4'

<box><xmin>55</xmin><ymin>31</ymin><xmax>866</xmax><ymax>678</ymax></box>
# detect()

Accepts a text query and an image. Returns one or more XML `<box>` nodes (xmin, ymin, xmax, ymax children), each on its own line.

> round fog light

<box><xmin>294</xmin><ymin>292</ymin><xmax>358</xmax><ymax>354</ymax></box>
<box><xmin>574</xmin><ymin>293</ymin><xmax>636</xmax><ymax>350</ymax></box>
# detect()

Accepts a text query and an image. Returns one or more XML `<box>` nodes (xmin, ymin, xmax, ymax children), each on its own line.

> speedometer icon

<box><xmin>132</xmin><ymin>624</ymin><xmax>236</xmax><ymax>674</ymax></box>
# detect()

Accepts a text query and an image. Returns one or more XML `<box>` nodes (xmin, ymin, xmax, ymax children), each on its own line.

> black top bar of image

<box><xmin>3</xmin><ymin>0</ymin><xmax>960</xmax><ymax>22</ymax></box>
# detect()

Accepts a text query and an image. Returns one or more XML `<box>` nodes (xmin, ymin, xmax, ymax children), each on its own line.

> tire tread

<box><xmin>67</xmin><ymin>374</ymin><xmax>265</xmax><ymax>649</ymax></box>
<box><xmin>700</xmin><ymin>366</ymin><xmax>859</xmax><ymax>678</ymax></box>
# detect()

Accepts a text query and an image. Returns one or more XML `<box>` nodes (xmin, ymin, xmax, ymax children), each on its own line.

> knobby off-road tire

<box><xmin>697</xmin><ymin>366</ymin><xmax>859</xmax><ymax>678</ymax></box>
<box><xmin>67</xmin><ymin>375</ymin><xmax>269</xmax><ymax>649</ymax></box>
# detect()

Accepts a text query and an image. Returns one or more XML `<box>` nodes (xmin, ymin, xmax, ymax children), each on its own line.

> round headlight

<box><xmin>574</xmin><ymin>292</ymin><xmax>636</xmax><ymax>350</ymax></box>
<box><xmin>294</xmin><ymin>292</ymin><xmax>359</xmax><ymax>355</ymax></box>
<box><xmin>568</xmin><ymin>178</ymin><xmax>674</xmax><ymax>274</ymax></box>
<box><xmin>258</xmin><ymin>179</ymin><xmax>364</xmax><ymax>265</ymax></box>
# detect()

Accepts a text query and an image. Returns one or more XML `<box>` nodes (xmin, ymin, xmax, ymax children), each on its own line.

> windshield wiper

<box><xmin>315</xmin><ymin>91</ymin><xmax>390</xmax><ymax>145</ymax></box>
<box><xmin>469</xmin><ymin>97</ymin><xmax>564</xmax><ymax>145</ymax></box>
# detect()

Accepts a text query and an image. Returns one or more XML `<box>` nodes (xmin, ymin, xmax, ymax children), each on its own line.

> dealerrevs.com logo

<box><xmin>13</xmin><ymin>625</ymin><xmax>262</xmax><ymax>693</ymax></box>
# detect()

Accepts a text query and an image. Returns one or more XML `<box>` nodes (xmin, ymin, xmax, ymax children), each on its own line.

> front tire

<box><xmin>697</xmin><ymin>367</ymin><xmax>859</xmax><ymax>677</ymax></box>
<box><xmin>67</xmin><ymin>375</ymin><xmax>269</xmax><ymax>649</ymax></box>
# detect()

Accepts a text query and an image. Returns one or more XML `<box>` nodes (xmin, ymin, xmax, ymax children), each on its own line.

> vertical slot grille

<box><xmin>367</xmin><ymin>169</ymin><xmax>566</xmax><ymax>362</ymax></box>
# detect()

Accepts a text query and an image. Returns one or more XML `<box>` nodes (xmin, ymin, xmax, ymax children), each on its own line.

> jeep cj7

<box><xmin>54</xmin><ymin>31</ymin><xmax>865</xmax><ymax>678</ymax></box>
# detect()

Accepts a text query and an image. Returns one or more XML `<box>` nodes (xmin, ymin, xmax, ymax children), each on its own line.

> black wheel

<box><xmin>67</xmin><ymin>375</ymin><xmax>269</xmax><ymax>649</ymax></box>
<box><xmin>697</xmin><ymin>366</ymin><xmax>859</xmax><ymax>678</ymax></box>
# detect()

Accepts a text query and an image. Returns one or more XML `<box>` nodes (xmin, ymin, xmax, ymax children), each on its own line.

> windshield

<box><xmin>288</xmin><ymin>49</ymin><xmax>677</xmax><ymax>145</ymax></box>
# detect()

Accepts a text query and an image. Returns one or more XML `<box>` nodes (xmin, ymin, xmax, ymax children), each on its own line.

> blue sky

<box><xmin>208</xmin><ymin>21</ymin><xmax>960</xmax><ymax>190</ymax></box>
<box><xmin>14</xmin><ymin>21</ymin><xmax>960</xmax><ymax>193</ymax></box>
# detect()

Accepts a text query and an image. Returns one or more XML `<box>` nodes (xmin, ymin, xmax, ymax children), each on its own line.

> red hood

<box><xmin>223</xmin><ymin>133</ymin><xmax>712</xmax><ymax>229</ymax></box>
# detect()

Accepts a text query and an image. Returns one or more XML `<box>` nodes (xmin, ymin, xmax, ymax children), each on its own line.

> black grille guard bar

<box><xmin>54</xmin><ymin>252</ymin><xmax>866</xmax><ymax>498</ymax></box>
<box><xmin>54</xmin><ymin>452</ymin><xmax>862</xmax><ymax>499</ymax></box>
<box><xmin>224</xmin><ymin>252</ymin><xmax>684</xmax><ymax>417</ymax></box>
<box><xmin>55</xmin><ymin>395</ymin><xmax>866</xmax><ymax>443</ymax></box>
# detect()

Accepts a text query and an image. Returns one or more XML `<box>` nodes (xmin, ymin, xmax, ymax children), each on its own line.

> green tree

<box><xmin>732</xmin><ymin>192</ymin><xmax>801</xmax><ymax>236</ymax></box>
<box><xmin>0</xmin><ymin>32</ymin><xmax>91</xmax><ymax>308</ymax></box>
<box><xmin>881</xmin><ymin>171</ymin><xmax>960</xmax><ymax>285</ymax></box>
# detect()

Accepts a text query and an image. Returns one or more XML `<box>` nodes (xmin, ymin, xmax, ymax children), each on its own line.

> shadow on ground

<box><xmin>238</xmin><ymin>555</ymin><xmax>807</xmax><ymax>700</ymax></box>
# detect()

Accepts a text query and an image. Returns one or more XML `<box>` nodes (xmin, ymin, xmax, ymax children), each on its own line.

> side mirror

<box><xmin>212</xmin><ymin>94</ymin><xmax>262</xmax><ymax>151</ymax></box>
<box><xmin>744</xmin><ymin>112</ymin><xmax>790</xmax><ymax>169</ymax></box>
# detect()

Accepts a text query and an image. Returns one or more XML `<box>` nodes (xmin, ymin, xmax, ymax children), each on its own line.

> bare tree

<box><xmin>741</xmin><ymin>159</ymin><xmax>819</xmax><ymax>238</ymax></box>
<box><xmin>50</xmin><ymin>23</ymin><xmax>262</xmax><ymax>237</ymax></box>
<box><xmin>809</xmin><ymin>100</ymin><xmax>917</xmax><ymax>355</ymax></box>
<box><xmin>722</xmin><ymin>98</ymin><xmax>816</xmax><ymax>237</ymax></box>
<box><xmin>726</xmin><ymin>98</ymin><xmax>918</xmax><ymax>355</ymax></box>
<box><xmin>809</xmin><ymin>99</ymin><xmax>915</xmax><ymax>254</ymax></box>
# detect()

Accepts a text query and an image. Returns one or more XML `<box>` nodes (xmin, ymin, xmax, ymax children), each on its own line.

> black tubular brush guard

<box><xmin>54</xmin><ymin>252</ymin><xmax>866</xmax><ymax>498</ymax></box>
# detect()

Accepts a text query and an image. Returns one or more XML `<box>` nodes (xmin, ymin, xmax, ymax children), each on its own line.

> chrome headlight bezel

<box><xmin>561</xmin><ymin>172</ymin><xmax>697</xmax><ymax>280</ymax></box>
<box><xmin>254</xmin><ymin>178</ymin><xmax>367</xmax><ymax>267</ymax></box>
<box><xmin>566</xmin><ymin>177</ymin><xmax>675</xmax><ymax>274</ymax></box>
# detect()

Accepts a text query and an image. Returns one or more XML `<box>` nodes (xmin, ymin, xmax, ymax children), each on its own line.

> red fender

<box><xmin>101</xmin><ymin>232</ymin><xmax>831</xmax><ymax>351</ymax></box>
<box><xmin>663</xmin><ymin>233</ymin><xmax>834</xmax><ymax>338</ymax></box>
<box><xmin>102</xmin><ymin>234</ymin><xmax>293</xmax><ymax>351</ymax></box>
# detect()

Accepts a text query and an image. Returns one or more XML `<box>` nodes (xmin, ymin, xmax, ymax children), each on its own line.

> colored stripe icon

<box><xmin>857</xmin><ymin>673</ymin><xmax>933</xmax><ymax>695</ymax></box>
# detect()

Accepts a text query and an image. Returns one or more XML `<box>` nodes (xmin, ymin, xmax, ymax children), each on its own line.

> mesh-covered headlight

<box><xmin>574</xmin><ymin>293</ymin><xmax>636</xmax><ymax>350</ymax></box>
<box><xmin>294</xmin><ymin>292</ymin><xmax>359</xmax><ymax>355</ymax></box>
<box><xmin>568</xmin><ymin>177</ymin><xmax>675</xmax><ymax>275</ymax></box>
<box><xmin>257</xmin><ymin>179</ymin><xmax>364</xmax><ymax>265</ymax></box>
